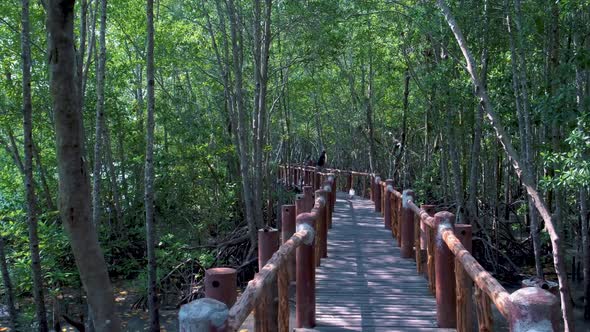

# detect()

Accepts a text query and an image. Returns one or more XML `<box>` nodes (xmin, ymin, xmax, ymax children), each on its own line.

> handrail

<box><xmin>284</xmin><ymin>164</ymin><xmax>559</xmax><ymax>331</ymax></box>
<box><xmin>376</xmin><ymin>180</ymin><xmax>559</xmax><ymax>331</ymax></box>
<box><xmin>225</xmin><ymin>227</ymin><xmax>313</xmax><ymax>329</ymax></box>
<box><xmin>179</xmin><ymin>170</ymin><xmax>336</xmax><ymax>331</ymax></box>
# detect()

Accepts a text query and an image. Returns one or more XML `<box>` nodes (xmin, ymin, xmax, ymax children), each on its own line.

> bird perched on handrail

<box><xmin>316</xmin><ymin>150</ymin><xmax>326</xmax><ymax>168</ymax></box>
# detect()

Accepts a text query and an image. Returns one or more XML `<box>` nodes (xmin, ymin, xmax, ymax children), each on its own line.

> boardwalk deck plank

<box><xmin>314</xmin><ymin>193</ymin><xmax>453</xmax><ymax>332</ymax></box>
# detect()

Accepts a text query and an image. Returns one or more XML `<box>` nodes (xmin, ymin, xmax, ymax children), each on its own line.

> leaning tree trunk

<box><xmin>47</xmin><ymin>1</ymin><xmax>121</xmax><ymax>331</ymax></box>
<box><xmin>21</xmin><ymin>0</ymin><xmax>49</xmax><ymax>330</ymax></box>
<box><xmin>436</xmin><ymin>1</ymin><xmax>574</xmax><ymax>329</ymax></box>
<box><xmin>145</xmin><ymin>0</ymin><xmax>160</xmax><ymax>330</ymax></box>
<box><xmin>0</xmin><ymin>236</ymin><xmax>18</xmax><ymax>331</ymax></box>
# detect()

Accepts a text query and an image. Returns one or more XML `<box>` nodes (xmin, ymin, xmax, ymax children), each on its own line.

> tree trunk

<box><xmin>436</xmin><ymin>1</ymin><xmax>574</xmax><ymax>329</ymax></box>
<box><xmin>466</xmin><ymin>0</ymin><xmax>487</xmax><ymax>228</ymax></box>
<box><xmin>253</xmin><ymin>0</ymin><xmax>273</xmax><ymax>227</ymax></box>
<box><xmin>47</xmin><ymin>1</ymin><xmax>121</xmax><ymax>331</ymax></box>
<box><xmin>21</xmin><ymin>0</ymin><xmax>49</xmax><ymax>330</ymax></box>
<box><xmin>0</xmin><ymin>236</ymin><xmax>19</xmax><ymax>331</ymax></box>
<box><xmin>33</xmin><ymin>143</ymin><xmax>56</xmax><ymax>211</ymax></box>
<box><xmin>92</xmin><ymin>0</ymin><xmax>107</xmax><ymax>228</ymax></box>
<box><xmin>227</xmin><ymin>0</ymin><xmax>257</xmax><ymax>253</ymax></box>
<box><xmin>104</xmin><ymin>126</ymin><xmax>123</xmax><ymax>231</ymax></box>
<box><xmin>506</xmin><ymin>0</ymin><xmax>543</xmax><ymax>278</ymax></box>
<box><xmin>582</xmin><ymin>187</ymin><xmax>589</xmax><ymax>320</ymax></box>
<box><xmin>145</xmin><ymin>0</ymin><xmax>160</xmax><ymax>330</ymax></box>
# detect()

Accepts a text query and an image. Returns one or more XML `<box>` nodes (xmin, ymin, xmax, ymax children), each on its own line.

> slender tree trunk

<box><xmin>582</xmin><ymin>187</ymin><xmax>590</xmax><ymax>319</ymax></box>
<box><xmin>47</xmin><ymin>1</ymin><xmax>121</xmax><ymax>330</ymax></box>
<box><xmin>253</xmin><ymin>0</ymin><xmax>272</xmax><ymax>227</ymax></box>
<box><xmin>574</xmin><ymin>24</ymin><xmax>590</xmax><ymax>319</ymax></box>
<box><xmin>104</xmin><ymin>126</ymin><xmax>123</xmax><ymax>231</ymax></box>
<box><xmin>227</xmin><ymin>0</ymin><xmax>257</xmax><ymax>253</ymax></box>
<box><xmin>1</xmin><ymin>130</ymin><xmax>25</xmax><ymax>174</ymax></box>
<box><xmin>0</xmin><ymin>236</ymin><xmax>19</xmax><ymax>331</ymax></box>
<box><xmin>145</xmin><ymin>0</ymin><xmax>160</xmax><ymax>330</ymax></box>
<box><xmin>466</xmin><ymin>0</ymin><xmax>487</xmax><ymax>228</ymax></box>
<box><xmin>436</xmin><ymin>1</ymin><xmax>574</xmax><ymax>329</ymax></box>
<box><xmin>92</xmin><ymin>0</ymin><xmax>107</xmax><ymax>228</ymax></box>
<box><xmin>505</xmin><ymin>0</ymin><xmax>544</xmax><ymax>278</ymax></box>
<box><xmin>21</xmin><ymin>1</ymin><xmax>49</xmax><ymax>330</ymax></box>
<box><xmin>33</xmin><ymin>143</ymin><xmax>55</xmax><ymax>211</ymax></box>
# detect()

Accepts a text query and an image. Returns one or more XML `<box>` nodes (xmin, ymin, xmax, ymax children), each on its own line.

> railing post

<box><xmin>347</xmin><ymin>172</ymin><xmax>353</xmax><ymax>193</ymax></box>
<box><xmin>374</xmin><ymin>176</ymin><xmax>382</xmax><ymax>213</ymax></box>
<box><xmin>434</xmin><ymin>211</ymin><xmax>456</xmax><ymax>328</ymax></box>
<box><xmin>256</xmin><ymin>229</ymin><xmax>279</xmax><ymax>332</ymax></box>
<box><xmin>282</xmin><ymin>205</ymin><xmax>296</xmax><ymax>282</ymax></box>
<box><xmin>314</xmin><ymin>167</ymin><xmax>321</xmax><ymax>191</ymax></box>
<box><xmin>303</xmin><ymin>186</ymin><xmax>314</xmax><ymax>212</ymax></box>
<box><xmin>507</xmin><ymin>287</ymin><xmax>559</xmax><ymax>331</ymax></box>
<box><xmin>315</xmin><ymin>189</ymin><xmax>327</xmax><ymax>265</ymax></box>
<box><xmin>381</xmin><ymin>182</ymin><xmax>386</xmax><ymax>217</ymax></box>
<box><xmin>455</xmin><ymin>224</ymin><xmax>473</xmax><ymax>332</ymax></box>
<box><xmin>475</xmin><ymin>286</ymin><xmax>494</xmax><ymax>331</ymax></box>
<box><xmin>401</xmin><ymin>189</ymin><xmax>415</xmax><ymax>258</ymax></box>
<box><xmin>296</xmin><ymin>214</ymin><xmax>316</xmax><ymax>328</ymax></box>
<box><xmin>422</xmin><ymin>205</ymin><xmax>436</xmax><ymax>295</ymax></box>
<box><xmin>395</xmin><ymin>188</ymin><xmax>403</xmax><ymax>246</ymax></box>
<box><xmin>384</xmin><ymin>180</ymin><xmax>393</xmax><ymax>229</ymax></box>
<box><xmin>205</xmin><ymin>268</ymin><xmax>237</xmax><ymax>307</ymax></box>
<box><xmin>323</xmin><ymin>180</ymin><xmax>333</xmax><ymax>230</ymax></box>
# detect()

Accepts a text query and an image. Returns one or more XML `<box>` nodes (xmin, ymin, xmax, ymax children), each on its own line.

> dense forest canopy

<box><xmin>0</xmin><ymin>0</ymin><xmax>588</xmax><ymax>330</ymax></box>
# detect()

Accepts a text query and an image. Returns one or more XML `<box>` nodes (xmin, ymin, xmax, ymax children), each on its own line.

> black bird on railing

<box><xmin>317</xmin><ymin>150</ymin><xmax>326</xmax><ymax>167</ymax></box>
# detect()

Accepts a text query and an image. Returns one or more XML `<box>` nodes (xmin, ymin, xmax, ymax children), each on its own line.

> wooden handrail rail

<box><xmin>226</xmin><ymin>227</ymin><xmax>313</xmax><ymax>329</ymax></box>
<box><xmin>439</xmin><ymin>226</ymin><xmax>511</xmax><ymax>318</ymax></box>
<box><xmin>179</xmin><ymin>170</ymin><xmax>335</xmax><ymax>331</ymax></box>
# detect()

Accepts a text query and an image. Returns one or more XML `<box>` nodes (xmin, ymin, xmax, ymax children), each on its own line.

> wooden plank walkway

<box><xmin>314</xmin><ymin>193</ymin><xmax>455</xmax><ymax>332</ymax></box>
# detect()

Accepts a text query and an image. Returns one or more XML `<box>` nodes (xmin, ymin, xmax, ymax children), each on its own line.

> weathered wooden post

<box><xmin>384</xmin><ymin>180</ymin><xmax>393</xmax><ymax>229</ymax></box>
<box><xmin>347</xmin><ymin>172</ymin><xmax>353</xmax><ymax>193</ymax></box>
<box><xmin>296</xmin><ymin>213</ymin><xmax>316</xmax><ymax>328</ymax></box>
<box><xmin>475</xmin><ymin>287</ymin><xmax>493</xmax><ymax>331</ymax></box>
<box><xmin>381</xmin><ymin>182</ymin><xmax>386</xmax><ymax>217</ymax></box>
<box><xmin>401</xmin><ymin>190</ymin><xmax>415</xmax><ymax>258</ymax></box>
<box><xmin>314</xmin><ymin>167</ymin><xmax>321</xmax><ymax>191</ymax></box>
<box><xmin>205</xmin><ymin>268</ymin><xmax>237</xmax><ymax>307</ymax></box>
<box><xmin>414</xmin><ymin>213</ymin><xmax>421</xmax><ymax>272</ymax></box>
<box><xmin>422</xmin><ymin>205</ymin><xmax>436</xmax><ymax>294</ymax></box>
<box><xmin>282</xmin><ymin>205</ymin><xmax>296</xmax><ymax>282</ymax></box>
<box><xmin>434</xmin><ymin>211</ymin><xmax>456</xmax><ymax>328</ymax></box>
<box><xmin>323</xmin><ymin>180</ymin><xmax>333</xmax><ymax>230</ymax></box>
<box><xmin>507</xmin><ymin>287</ymin><xmax>560</xmax><ymax>331</ymax></box>
<box><xmin>303</xmin><ymin>186</ymin><xmax>314</xmax><ymax>212</ymax></box>
<box><xmin>255</xmin><ymin>229</ymin><xmax>279</xmax><ymax>331</ymax></box>
<box><xmin>374</xmin><ymin>176</ymin><xmax>382</xmax><ymax>213</ymax></box>
<box><xmin>314</xmin><ymin>189</ymin><xmax>327</xmax><ymax>266</ymax></box>
<box><xmin>455</xmin><ymin>224</ymin><xmax>473</xmax><ymax>332</ymax></box>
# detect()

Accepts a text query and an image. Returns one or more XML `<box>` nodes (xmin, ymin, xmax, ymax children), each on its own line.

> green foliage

<box><xmin>541</xmin><ymin>115</ymin><xmax>590</xmax><ymax>189</ymax></box>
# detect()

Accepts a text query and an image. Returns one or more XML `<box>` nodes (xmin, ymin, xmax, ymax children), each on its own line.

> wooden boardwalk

<box><xmin>314</xmin><ymin>193</ymin><xmax>454</xmax><ymax>332</ymax></box>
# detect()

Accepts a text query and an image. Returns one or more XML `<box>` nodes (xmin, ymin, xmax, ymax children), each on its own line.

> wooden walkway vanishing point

<box><xmin>314</xmin><ymin>192</ymin><xmax>453</xmax><ymax>332</ymax></box>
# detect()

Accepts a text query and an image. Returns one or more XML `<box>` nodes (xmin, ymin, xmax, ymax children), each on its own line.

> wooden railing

<box><xmin>178</xmin><ymin>164</ymin><xmax>559</xmax><ymax>332</ymax></box>
<box><xmin>178</xmin><ymin>170</ymin><xmax>336</xmax><ymax>332</ymax></box>
<box><xmin>375</xmin><ymin>176</ymin><xmax>560</xmax><ymax>332</ymax></box>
